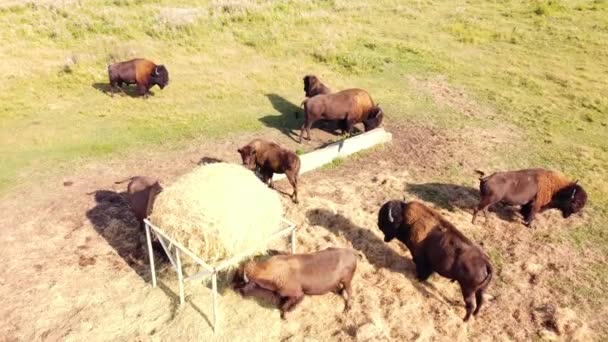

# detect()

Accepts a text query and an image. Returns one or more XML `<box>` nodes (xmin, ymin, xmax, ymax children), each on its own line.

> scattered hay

<box><xmin>150</xmin><ymin>163</ymin><xmax>283</xmax><ymax>266</ymax></box>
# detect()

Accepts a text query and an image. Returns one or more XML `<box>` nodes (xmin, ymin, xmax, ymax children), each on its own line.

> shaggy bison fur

<box><xmin>303</xmin><ymin>74</ymin><xmax>332</xmax><ymax>98</ymax></box>
<box><xmin>472</xmin><ymin>168</ymin><xmax>587</xmax><ymax>227</ymax></box>
<box><xmin>233</xmin><ymin>247</ymin><xmax>358</xmax><ymax>319</ymax></box>
<box><xmin>108</xmin><ymin>58</ymin><xmax>169</xmax><ymax>98</ymax></box>
<box><xmin>378</xmin><ymin>200</ymin><xmax>493</xmax><ymax>321</ymax></box>
<box><xmin>299</xmin><ymin>88</ymin><xmax>383</xmax><ymax>143</ymax></box>
<box><xmin>237</xmin><ymin>139</ymin><xmax>301</xmax><ymax>203</ymax></box>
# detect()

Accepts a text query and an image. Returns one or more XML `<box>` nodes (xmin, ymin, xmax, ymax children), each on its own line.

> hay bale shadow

<box><xmin>85</xmin><ymin>189</ymin><xmax>166</xmax><ymax>281</ymax></box>
<box><xmin>406</xmin><ymin>182</ymin><xmax>519</xmax><ymax>222</ymax></box>
<box><xmin>91</xmin><ymin>82</ymin><xmax>152</xmax><ymax>98</ymax></box>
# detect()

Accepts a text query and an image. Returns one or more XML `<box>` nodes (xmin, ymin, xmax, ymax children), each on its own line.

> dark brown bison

<box><xmin>233</xmin><ymin>247</ymin><xmax>358</xmax><ymax>319</ymax></box>
<box><xmin>108</xmin><ymin>58</ymin><xmax>169</xmax><ymax>98</ymax></box>
<box><xmin>303</xmin><ymin>74</ymin><xmax>332</xmax><ymax>98</ymax></box>
<box><xmin>378</xmin><ymin>200</ymin><xmax>493</xmax><ymax>321</ymax></box>
<box><xmin>299</xmin><ymin>88</ymin><xmax>383</xmax><ymax>143</ymax></box>
<box><xmin>237</xmin><ymin>139</ymin><xmax>301</xmax><ymax>203</ymax></box>
<box><xmin>115</xmin><ymin>176</ymin><xmax>166</xmax><ymax>259</ymax></box>
<box><xmin>472</xmin><ymin>168</ymin><xmax>587</xmax><ymax>227</ymax></box>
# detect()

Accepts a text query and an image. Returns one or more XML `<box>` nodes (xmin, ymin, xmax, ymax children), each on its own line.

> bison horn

<box><xmin>243</xmin><ymin>270</ymin><xmax>249</xmax><ymax>283</ymax></box>
<box><xmin>571</xmin><ymin>188</ymin><xmax>577</xmax><ymax>199</ymax></box>
<box><xmin>388</xmin><ymin>206</ymin><xmax>394</xmax><ymax>223</ymax></box>
<box><xmin>154</xmin><ymin>67</ymin><xmax>159</xmax><ymax>76</ymax></box>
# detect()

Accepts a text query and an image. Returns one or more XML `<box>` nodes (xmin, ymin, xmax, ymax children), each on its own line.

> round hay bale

<box><xmin>150</xmin><ymin>163</ymin><xmax>283</xmax><ymax>266</ymax></box>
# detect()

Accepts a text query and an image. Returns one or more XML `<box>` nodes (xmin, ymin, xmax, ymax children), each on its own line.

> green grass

<box><xmin>1</xmin><ymin>0</ymin><xmax>607</xmax><ymax>333</ymax></box>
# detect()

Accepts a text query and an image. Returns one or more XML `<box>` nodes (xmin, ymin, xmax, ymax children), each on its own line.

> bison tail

<box><xmin>474</xmin><ymin>169</ymin><xmax>486</xmax><ymax>180</ymax></box>
<box><xmin>114</xmin><ymin>177</ymin><xmax>134</xmax><ymax>184</ymax></box>
<box><xmin>479</xmin><ymin>261</ymin><xmax>493</xmax><ymax>290</ymax></box>
<box><xmin>296</xmin><ymin>98</ymin><xmax>308</xmax><ymax>119</ymax></box>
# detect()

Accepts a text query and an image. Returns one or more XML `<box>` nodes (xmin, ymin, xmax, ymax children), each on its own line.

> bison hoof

<box><xmin>280</xmin><ymin>311</ymin><xmax>288</xmax><ymax>320</ymax></box>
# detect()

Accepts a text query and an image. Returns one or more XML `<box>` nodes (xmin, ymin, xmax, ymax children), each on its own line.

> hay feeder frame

<box><xmin>143</xmin><ymin>217</ymin><xmax>297</xmax><ymax>333</ymax></box>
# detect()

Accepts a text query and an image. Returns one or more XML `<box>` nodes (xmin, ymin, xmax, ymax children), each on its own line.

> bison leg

<box><xmin>137</xmin><ymin>84</ymin><xmax>149</xmax><ymax>98</ymax></box>
<box><xmin>285</xmin><ymin>170</ymin><xmax>299</xmax><ymax>204</ymax></box>
<box><xmin>413</xmin><ymin>256</ymin><xmax>433</xmax><ymax>281</ymax></box>
<box><xmin>280</xmin><ymin>295</ymin><xmax>304</xmax><ymax>320</ymax></box>
<box><xmin>344</xmin><ymin>118</ymin><xmax>355</xmax><ymax>137</ymax></box>
<box><xmin>473</xmin><ymin>289</ymin><xmax>484</xmax><ymax>316</ymax></box>
<box><xmin>472</xmin><ymin>196</ymin><xmax>494</xmax><ymax>224</ymax></box>
<box><xmin>341</xmin><ymin>278</ymin><xmax>353</xmax><ymax>312</ymax></box>
<box><xmin>261</xmin><ymin>169</ymin><xmax>274</xmax><ymax>188</ymax></box>
<box><xmin>299</xmin><ymin>118</ymin><xmax>313</xmax><ymax>143</ymax></box>
<box><xmin>461</xmin><ymin>287</ymin><xmax>476</xmax><ymax>322</ymax></box>
<box><xmin>524</xmin><ymin>201</ymin><xmax>539</xmax><ymax>228</ymax></box>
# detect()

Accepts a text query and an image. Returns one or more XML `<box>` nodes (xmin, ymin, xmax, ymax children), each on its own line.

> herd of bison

<box><xmin>109</xmin><ymin>58</ymin><xmax>588</xmax><ymax>323</ymax></box>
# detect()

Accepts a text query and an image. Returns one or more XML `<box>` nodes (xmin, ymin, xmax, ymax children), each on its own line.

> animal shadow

<box><xmin>85</xmin><ymin>190</ymin><xmax>166</xmax><ymax>281</ymax></box>
<box><xmin>193</xmin><ymin>156</ymin><xmax>224</xmax><ymax>165</ymax></box>
<box><xmin>259</xmin><ymin>93</ymin><xmax>343</xmax><ymax>142</ymax></box>
<box><xmin>406</xmin><ymin>182</ymin><xmax>519</xmax><ymax>223</ymax></box>
<box><xmin>91</xmin><ymin>82</ymin><xmax>152</xmax><ymax>98</ymax></box>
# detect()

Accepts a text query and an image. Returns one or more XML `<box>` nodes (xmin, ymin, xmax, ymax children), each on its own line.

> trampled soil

<box><xmin>0</xmin><ymin>118</ymin><xmax>595</xmax><ymax>341</ymax></box>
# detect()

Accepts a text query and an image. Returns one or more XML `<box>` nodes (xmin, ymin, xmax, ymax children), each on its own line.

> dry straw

<box><xmin>150</xmin><ymin>163</ymin><xmax>283</xmax><ymax>267</ymax></box>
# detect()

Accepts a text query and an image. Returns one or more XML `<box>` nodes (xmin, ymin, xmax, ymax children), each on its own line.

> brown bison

<box><xmin>299</xmin><ymin>88</ymin><xmax>383</xmax><ymax>143</ymax></box>
<box><xmin>108</xmin><ymin>58</ymin><xmax>169</xmax><ymax>98</ymax></box>
<box><xmin>237</xmin><ymin>139</ymin><xmax>301</xmax><ymax>203</ymax></box>
<box><xmin>115</xmin><ymin>176</ymin><xmax>166</xmax><ymax>259</ymax></box>
<box><xmin>233</xmin><ymin>247</ymin><xmax>358</xmax><ymax>319</ymax></box>
<box><xmin>472</xmin><ymin>168</ymin><xmax>587</xmax><ymax>227</ymax></box>
<box><xmin>303</xmin><ymin>74</ymin><xmax>332</xmax><ymax>98</ymax></box>
<box><xmin>378</xmin><ymin>200</ymin><xmax>493</xmax><ymax>321</ymax></box>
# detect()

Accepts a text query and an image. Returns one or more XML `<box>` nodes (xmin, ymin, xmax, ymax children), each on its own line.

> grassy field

<box><xmin>1</xmin><ymin>0</ymin><xmax>607</xmax><ymax>336</ymax></box>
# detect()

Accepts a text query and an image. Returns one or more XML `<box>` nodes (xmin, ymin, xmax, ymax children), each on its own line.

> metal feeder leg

<box><xmin>176</xmin><ymin>249</ymin><xmax>185</xmax><ymax>305</ymax></box>
<box><xmin>145</xmin><ymin>222</ymin><xmax>157</xmax><ymax>287</ymax></box>
<box><xmin>212</xmin><ymin>271</ymin><xmax>218</xmax><ymax>333</ymax></box>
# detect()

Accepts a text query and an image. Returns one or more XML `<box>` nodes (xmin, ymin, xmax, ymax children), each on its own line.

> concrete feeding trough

<box><xmin>143</xmin><ymin>217</ymin><xmax>296</xmax><ymax>334</ymax></box>
<box><xmin>273</xmin><ymin>127</ymin><xmax>393</xmax><ymax>181</ymax></box>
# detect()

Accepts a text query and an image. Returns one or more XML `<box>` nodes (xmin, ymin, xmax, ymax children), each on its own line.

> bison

<box><xmin>115</xmin><ymin>176</ymin><xmax>166</xmax><ymax>259</ymax></box>
<box><xmin>108</xmin><ymin>58</ymin><xmax>169</xmax><ymax>98</ymax></box>
<box><xmin>472</xmin><ymin>168</ymin><xmax>587</xmax><ymax>227</ymax></box>
<box><xmin>378</xmin><ymin>200</ymin><xmax>493</xmax><ymax>321</ymax></box>
<box><xmin>233</xmin><ymin>247</ymin><xmax>358</xmax><ymax>319</ymax></box>
<box><xmin>237</xmin><ymin>139</ymin><xmax>301</xmax><ymax>203</ymax></box>
<box><xmin>299</xmin><ymin>88</ymin><xmax>383</xmax><ymax>143</ymax></box>
<box><xmin>303</xmin><ymin>74</ymin><xmax>332</xmax><ymax>98</ymax></box>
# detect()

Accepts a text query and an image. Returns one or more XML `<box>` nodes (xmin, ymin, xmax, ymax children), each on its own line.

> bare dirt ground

<box><xmin>0</xmin><ymin>116</ymin><xmax>596</xmax><ymax>341</ymax></box>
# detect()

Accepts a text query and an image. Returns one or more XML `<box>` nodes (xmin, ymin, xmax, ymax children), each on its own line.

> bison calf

<box><xmin>237</xmin><ymin>139</ymin><xmax>301</xmax><ymax>203</ymax></box>
<box><xmin>299</xmin><ymin>88</ymin><xmax>383</xmax><ymax>143</ymax></box>
<box><xmin>378</xmin><ymin>200</ymin><xmax>493</xmax><ymax>321</ymax></box>
<box><xmin>472</xmin><ymin>168</ymin><xmax>587</xmax><ymax>227</ymax></box>
<box><xmin>234</xmin><ymin>247</ymin><xmax>358</xmax><ymax>319</ymax></box>
<box><xmin>108</xmin><ymin>58</ymin><xmax>169</xmax><ymax>98</ymax></box>
<box><xmin>115</xmin><ymin>176</ymin><xmax>166</xmax><ymax>259</ymax></box>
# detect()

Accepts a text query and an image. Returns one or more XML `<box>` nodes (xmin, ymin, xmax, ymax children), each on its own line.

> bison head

<box><xmin>363</xmin><ymin>106</ymin><xmax>384</xmax><ymax>131</ymax></box>
<box><xmin>151</xmin><ymin>65</ymin><xmax>169</xmax><ymax>89</ymax></box>
<box><xmin>237</xmin><ymin>145</ymin><xmax>257</xmax><ymax>171</ymax></box>
<box><xmin>555</xmin><ymin>182</ymin><xmax>587</xmax><ymax>218</ymax></box>
<box><xmin>378</xmin><ymin>200</ymin><xmax>404</xmax><ymax>242</ymax></box>
<box><xmin>303</xmin><ymin>75</ymin><xmax>315</xmax><ymax>96</ymax></box>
